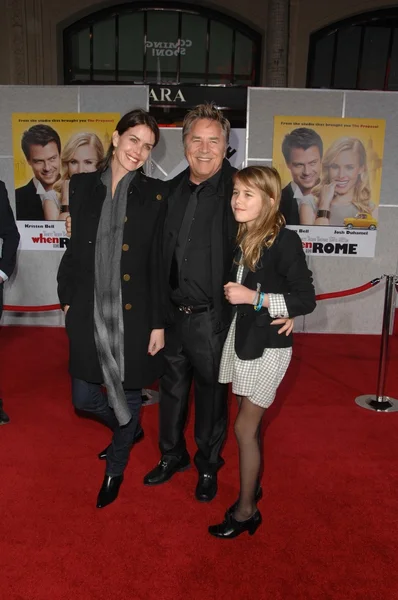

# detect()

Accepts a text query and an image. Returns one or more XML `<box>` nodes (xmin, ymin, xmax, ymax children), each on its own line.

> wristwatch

<box><xmin>317</xmin><ymin>209</ymin><xmax>330</xmax><ymax>219</ymax></box>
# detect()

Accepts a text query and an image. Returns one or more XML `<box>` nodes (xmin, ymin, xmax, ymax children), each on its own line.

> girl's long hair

<box><xmin>312</xmin><ymin>137</ymin><xmax>372</xmax><ymax>213</ymax></box>
<box><xmin>53</xmin><ymin>132</ymin><xmax>104</xmax><ymax>194</ymax></box>
<box><xmin>235</xmin><ymin>166</ymin><xmax>285</xmax><ymax>271</ymax></box>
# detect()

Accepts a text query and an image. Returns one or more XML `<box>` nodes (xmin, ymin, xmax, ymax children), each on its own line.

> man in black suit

<box><xmin>280</xmin><ymin>128</ymin><xmax>323</xmax><ymax>225</ymax></box>
<box><xmin>15</xmin><ymin>124</ymin><xmax>61</xmax><ymax>220</ymax></box>
<box><xmin>144</xmin><ymin>105</ymin><xmax>292</xmax><ymax>501</ymax></box>
<box><xmin>0</xmin><ymin>181</ymin><xmax>20</xmax><ymax>424</ymax></box>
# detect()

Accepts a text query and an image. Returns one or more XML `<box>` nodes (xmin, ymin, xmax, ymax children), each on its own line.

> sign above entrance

<box><xmin>149</xmin><ymin>85</ymin><xmax>247</xmax><ymax>110</ymax></box>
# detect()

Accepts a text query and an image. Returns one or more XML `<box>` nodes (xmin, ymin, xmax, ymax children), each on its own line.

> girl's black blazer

<box><xmin>231</xmin><ymin>227</ymin><xmax>316</xmax><ymax>360</ymax></box>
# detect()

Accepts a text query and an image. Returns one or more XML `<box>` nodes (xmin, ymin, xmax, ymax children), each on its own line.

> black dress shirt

<box><xmin>170</xmin><ymin>169</ymin><xmax>222</xmax><ymax>306</ymax></box>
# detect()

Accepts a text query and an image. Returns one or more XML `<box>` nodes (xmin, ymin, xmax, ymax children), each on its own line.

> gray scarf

<box><xmin>93</xmin><ymin>167</ymin><xmax>136</xmax><ymax>426</ymax></box>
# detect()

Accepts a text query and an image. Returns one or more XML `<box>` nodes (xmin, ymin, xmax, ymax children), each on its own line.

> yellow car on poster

<box><xmin>344</xmin><ymin>213</ymin><xmax>378</xmax><ymax>230</ymax></box>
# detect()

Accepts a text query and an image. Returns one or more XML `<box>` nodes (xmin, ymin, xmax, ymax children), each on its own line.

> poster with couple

<box><xmin>272</xmin><ymin>116</ymin><xmax>386</xmax><ymax>257</ymax></box>
<box><xmin>12</xmin><ymin>113</ymin><xmax>119</xmax><ymax>250</ymax></box>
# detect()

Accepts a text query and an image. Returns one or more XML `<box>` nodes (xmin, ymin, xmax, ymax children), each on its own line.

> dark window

<box><xmin>307</xmin><ymin>9</ymin><xmax>398</xmax><ymax>91</ymax></box>
<box><xmin>118</xmin><ymin>13</ymin><xmax>145</xmax><ymax>82</ymax></box>
<box><xmin>333</xmin><ymin>27</ymin><xmax>361</xmax><ymax>89</ymax></box>
<box><xmin>310</xmin><ymin>31</ymin><xmax>335</xmax><ymax>88</ymax></box>
<box><xmin>387</xmin><ymin>29</ymin><xmax>398</xmax><ymax>91</ymax></box>
<box><xmin>180</xmin><ymin>13</ymin><xmax>207</xmax><ymax>84</ymax></box>
<box><xmin>63</xmin><ymin>3</ymin><xmax>261</xmax><ymax>87</ymax></box>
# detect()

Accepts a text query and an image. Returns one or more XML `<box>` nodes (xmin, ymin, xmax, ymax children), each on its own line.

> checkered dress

<box><xmin>218</xmin><ymin>264</ymin><xmax>292</xmax><ymax>408</ymax></box>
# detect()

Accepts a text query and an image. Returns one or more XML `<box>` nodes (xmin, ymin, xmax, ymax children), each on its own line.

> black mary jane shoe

<box><xmin>208</xmin><ymin>509</ymin><xmax>262</xmax><ymax>539</ymax></box>
<box><xmin>96</xmin><ymin>474</ymin><xmax>124</xmax><ymax>509</ymax></box>
<box><xmin>226</xmin><ymin>486</ymin><xmax>263</xmax><ymax>516</ymax></box>
<box><xmin>98</xmin><ymin>427</ymin><xmax>144</xmax><ymax>460</ymax></box>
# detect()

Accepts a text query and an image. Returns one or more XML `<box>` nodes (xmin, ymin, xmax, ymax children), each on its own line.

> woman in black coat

<box><xmin>57</xmin><ymin>109</ymin><xmax>167</xmax><ymax>509</ymax></box>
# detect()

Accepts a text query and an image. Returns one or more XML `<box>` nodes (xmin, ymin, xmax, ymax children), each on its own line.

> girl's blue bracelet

<box><xmin>254</xmin><ymin>292</ymin><xmax>265</xmax><ymax>312</ymax></box>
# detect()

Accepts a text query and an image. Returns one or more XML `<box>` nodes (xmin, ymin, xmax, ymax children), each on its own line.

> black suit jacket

<box><xmin>57</xmin><ymin>170</ymin><xmax>168</xmax><ymax>388</ymax></box>
<box><xmin>15</xmin><ymin>179</ymin><xmax>44</xmax><ymax>220</ymax></box>
<box><xmin>233</xmin><ymin>227</ymin><xmax>316</xmax><ymax>359</ymax></box>
<box><xmin>0</xmin><ymin>181</ymin><xmax>20</xmax><ymax>317</ymax></box>
<box><xmin>280</xmin><ymin>183</ymin><xmax>300</xmax><ymax>226</ymax></box>
<box><xmin>163</xmin><ymin>159</ymin><xmax>237</xmax><ymax>333</ymax></box>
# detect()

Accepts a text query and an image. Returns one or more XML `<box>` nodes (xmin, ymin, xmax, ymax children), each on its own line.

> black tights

<box><xmin>233</xmin><ymin>395</ymin><xmax>265</xmax><ymax>521</ymax></box>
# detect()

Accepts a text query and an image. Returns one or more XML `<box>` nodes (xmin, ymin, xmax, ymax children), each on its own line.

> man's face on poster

<box><xmin>287</xmin><ymin>145</ymin><xmax>321</xmax><ymax>194</ymax></box>
<box><xmin>27</xmin><ymin>142</ymin><xmax>61</xmax><ymax>190</ymax></box>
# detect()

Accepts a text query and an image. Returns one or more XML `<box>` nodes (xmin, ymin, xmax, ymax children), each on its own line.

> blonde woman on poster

<box><xmin>43</xmin><ymin>132</ymin><xmax>104</xmax><ymax>220</ymax></box>
<box><xmin>299</xmin><ymin>137</ymin><xmax>377</xmax><ymax>227</ymax></box>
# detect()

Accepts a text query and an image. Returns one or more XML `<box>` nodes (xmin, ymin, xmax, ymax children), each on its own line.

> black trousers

<box><xmin>72</xmin><ymin>378</ymin><xmax>142</xmax><ymax>477</ymax></box>
<box><xmin>159</xmin><ymin>307</ymin><xmax>228</xmax><ymax>474</ymax></box>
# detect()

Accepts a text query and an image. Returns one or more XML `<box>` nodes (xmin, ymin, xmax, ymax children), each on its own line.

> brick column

<box><xmin>266</xmin><ymin>0</ymin><xmax>289</xmax><ymax>87</ymax></box>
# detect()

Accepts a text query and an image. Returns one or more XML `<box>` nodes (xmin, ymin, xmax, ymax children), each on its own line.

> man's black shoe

<box><xmin>143</xmin><ymin>455</ymin><xmax>190</xmax><ymax>486</ymax></box>
<box><xmin>0</xmin><ymin>399</ymin><xmax>10</xmax><ymax>425</ymax></box>
<box><xmin>195</xmin><ymin>473</ymin><xmax>218</xmax><ymax>502</ymax></box>
<box><xmin>96</xmin><ymin>474</ymin><xmax>124</xmax><ymax>508</ymax></box>
<box><xmin>98</xmin><ymin>427</ymin><xmax>144</xmax><ymax>460</ymax></box>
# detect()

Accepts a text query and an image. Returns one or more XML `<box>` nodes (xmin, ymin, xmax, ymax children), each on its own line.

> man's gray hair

<box><xmin>182</xmin><ymin>103</ymin><xmax>231</xmax><ymax>145</ymax></box>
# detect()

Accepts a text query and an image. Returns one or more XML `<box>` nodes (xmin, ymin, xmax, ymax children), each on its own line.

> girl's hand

<box><xmin>319</xmin><ymin>182</ymin><xmax>336</xmax><ymax>210</ymax></box>
<box><xmin>271</xmin><ymin>317</ymin><xmax>294</xmax><ymax>336</ymax></box>
<box><xmin>224</xmin><ymin>282</ymin><xmax>257</xmax><ymax>305</ymax></box>
<box><xmin>148</xmin><ymin>329</ymin><xmax>165</xmax><ymax>356</ymax></box>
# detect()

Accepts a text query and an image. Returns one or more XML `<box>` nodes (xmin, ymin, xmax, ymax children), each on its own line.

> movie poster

<box><xmin>12</xmin><ymin>113</ymin><xmax>120</xmax><ymax>250</ymax></box>
<box><xmin>272</xmin><ymin>116</ymin><xmax>385</xmax><ymax>257</ymax></box>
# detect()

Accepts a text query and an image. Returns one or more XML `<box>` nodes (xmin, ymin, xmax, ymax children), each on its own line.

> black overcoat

<box><xmin>57</xmin><ymin>170</ymin><xmax>167</xmax><ymax>389</ymax></box>
<box><xmin>232</xmin><ymin>227</ymin><xmax>316</xmax><ymax>359</ymax></box>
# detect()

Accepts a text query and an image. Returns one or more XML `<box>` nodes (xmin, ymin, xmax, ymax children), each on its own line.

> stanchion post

<box><xmin>355</xmin><ymin>275</ymin><xmax>398</xmax><ymax>412</ymax></box>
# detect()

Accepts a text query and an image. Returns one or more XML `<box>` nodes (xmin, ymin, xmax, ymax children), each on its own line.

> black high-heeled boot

<box><xmin>226</xmin><ymin>485</ymin><xmax>263</xmax><ymax>516</ymax></box>
<box><xmin>96</xmin><ymin>474</ymin><xmax>124</xmax><ymax>508</ymax></box>
<box><xmin>208</xmin><ymin>509</ymin><xmax>262</xmax><ymax>539</ymax></box>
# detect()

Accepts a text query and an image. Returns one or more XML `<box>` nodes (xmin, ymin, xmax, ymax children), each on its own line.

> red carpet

<box><xmin>1</xmin><ymin>326</ymin><xmax>398</xmax><ymax>600</ymax></box>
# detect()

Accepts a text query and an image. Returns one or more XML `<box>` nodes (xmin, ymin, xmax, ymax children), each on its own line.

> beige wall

<box><xmin>2</xmin><ymin>0</ymin><xmax>398</xmax><ymax>87</ymax></box>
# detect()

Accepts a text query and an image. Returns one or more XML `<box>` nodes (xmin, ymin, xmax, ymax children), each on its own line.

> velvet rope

<box><xmin>3</xmin><ymin>278</ymin><xmax>383</xmax><ymax>312</ymax></box>
<box><xmin>3</xmin><ymin>303</ymin><xmax>62</xmax><ymax>312</ymax></box>
<box><xmin>315</xmin><ymin>278</ymin><xmax>381</xmax><ymax>301</ymax></box>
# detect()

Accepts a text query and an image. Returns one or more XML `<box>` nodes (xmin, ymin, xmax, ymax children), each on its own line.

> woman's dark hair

<box><xmin>99</xmin><ymin>109</ymin><xmax>160</xmax><ymax>171</ymax></box>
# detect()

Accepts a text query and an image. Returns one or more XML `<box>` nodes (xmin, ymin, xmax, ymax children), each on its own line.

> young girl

<box><xmin>209</xmin><ymin>166</ymin><xmax>316</xmax><ymax>539</ymax></box>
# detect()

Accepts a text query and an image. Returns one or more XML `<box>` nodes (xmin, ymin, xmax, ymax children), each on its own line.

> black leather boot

<box><xmin>208</xmin><ymin>510</ymin><xmax>262</xmax><ymax>539</ymax></box>
<box><xmin>96</xmin><ymin>474</ymin><xmax>124</xmax><ymax>508</ymax></box>
<box><xmin>226</xmin><ymin>485</ymin><xmax>263</xmax><ymax>516</ymax></box>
